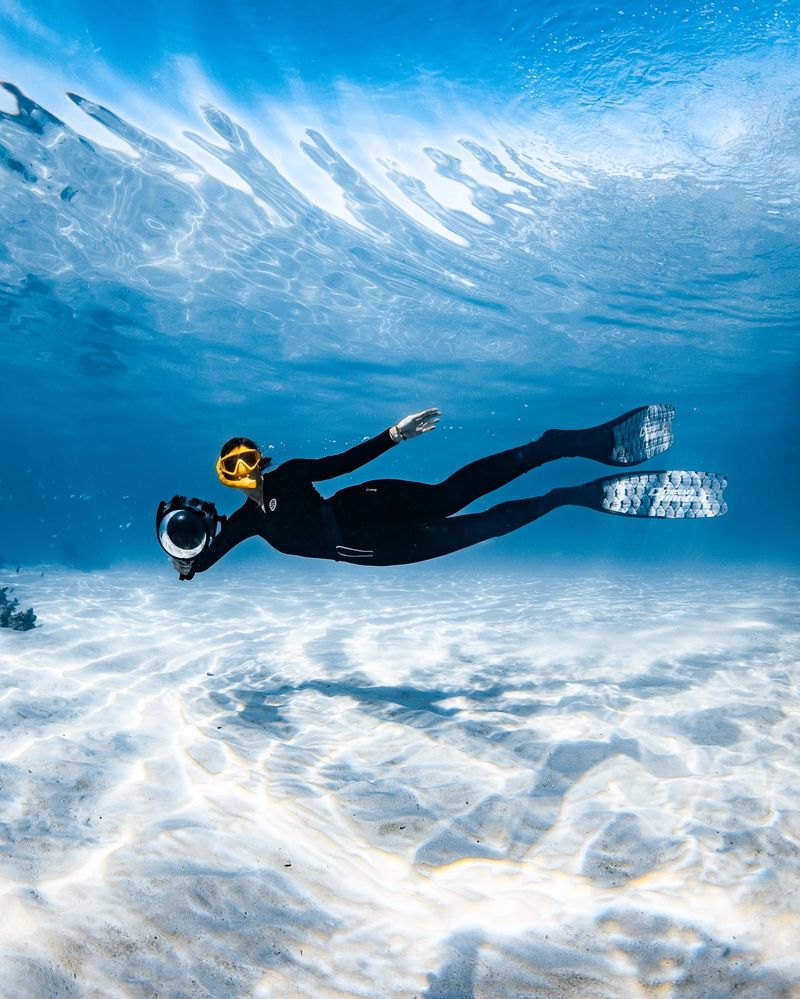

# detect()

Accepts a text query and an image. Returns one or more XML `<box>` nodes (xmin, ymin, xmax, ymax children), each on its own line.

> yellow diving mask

<box><xmin>216</xmin><ymin>445</ymin><xmax>262</xmax><ymax>489</ymax></box>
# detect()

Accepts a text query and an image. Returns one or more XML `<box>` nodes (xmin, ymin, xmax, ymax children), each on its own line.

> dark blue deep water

<box><xmin>1</xmin><ymin>0</ymin><xmax>798</xmax><ymax>570</ymax></box>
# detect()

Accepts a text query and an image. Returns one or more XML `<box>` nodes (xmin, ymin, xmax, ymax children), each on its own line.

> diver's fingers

<box><xmin>394</xmin><ymin>408</ymin><xmax>442</xmax><ymax>440</ymax></box>
<box><xmin>405</xmin><ymin>408</ymin><xmax>440</xmax><ymax>422</ymax></box>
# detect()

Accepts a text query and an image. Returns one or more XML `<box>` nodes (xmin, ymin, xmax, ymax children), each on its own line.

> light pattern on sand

<box><xmin>1</xmin><ymin>566</ymin><xmax>798</xmax><ymax>997</ymax></box>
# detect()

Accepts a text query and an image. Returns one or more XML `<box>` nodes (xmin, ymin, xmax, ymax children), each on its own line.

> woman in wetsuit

<box><xmin>168</xmin><ymin>405</ymin><xmax>727</xmax><ymax>579</ymax></box>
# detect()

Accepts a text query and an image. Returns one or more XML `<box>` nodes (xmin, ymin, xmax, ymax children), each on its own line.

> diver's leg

<box><xmin>450</xmin><ymin>468</ymin><xmax>729</xmax><ymax>536</ymax></box>
<box><xmin>429</xmin><ymin>404</ymin><xmax>676</xmax><ymax>516</ymax></box>
<box><xmin>329</xmin><ymin>481</ymin><xmax>567</xmax><ymax>564</ymax></box>
<box><xmin>362</xmin><ymin>487</ymin><xmax>574</xmax><ymax>564</ymax></box>
<box><xmin>333</xmin><ymin>457</ymin><xmax>561</xmax><ymax>526</ymax></box>
<box><xmin>358</xmin><ymin>467</ymin><xmax>728</xmax><ymax>565</ymax></box>
<box><xmin>431</xmin><ymin>440</ymin><xmax>559</xmax><ymax>515</ymax></box>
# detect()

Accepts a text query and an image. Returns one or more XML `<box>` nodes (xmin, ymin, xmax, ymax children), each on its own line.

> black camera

<box><xmin>156</xmin><ymin>496</ymin><xmax>224</xmax><ymax>560</ymax></box>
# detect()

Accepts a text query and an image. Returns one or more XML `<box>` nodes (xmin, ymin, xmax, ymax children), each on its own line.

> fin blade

<box><xmin>600</xmin><ymin>470</ymin><xmax>728</xmax><ymax>518</ymax></box>
<box><xmin>609</xmin><ymin>404</ymin><xmax>675</xmax><ymax>465</ymax></box>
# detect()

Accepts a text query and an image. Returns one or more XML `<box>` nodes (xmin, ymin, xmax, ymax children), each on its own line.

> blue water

<box><xmin>0</xmin><ymin>0</ymin><xmax>798</xmax><ymax>571</ymax></box>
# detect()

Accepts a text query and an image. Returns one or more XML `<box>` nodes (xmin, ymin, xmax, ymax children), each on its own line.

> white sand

<box><xmin>0</xmin><ymin>564</ymin><xmax>798</xmax><ymax>998</ymax></box>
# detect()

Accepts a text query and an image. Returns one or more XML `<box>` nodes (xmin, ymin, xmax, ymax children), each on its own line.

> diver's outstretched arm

<box><xmin>290</xmin><ymin>408</ymin><xmax>441</xmax><ymax>483</ymax></box>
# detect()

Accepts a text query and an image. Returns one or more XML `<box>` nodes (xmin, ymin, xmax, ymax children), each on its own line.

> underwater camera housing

<box><xmin>156</xmin><ymin>496</ymin><xmax>224</xmax><ymax>561</ymax></box>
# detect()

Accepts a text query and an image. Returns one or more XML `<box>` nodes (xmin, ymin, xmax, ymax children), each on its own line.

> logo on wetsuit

<box><xmin>269</xmin><ymin>498</ymin><xmax>277</xmax><ymax>512</ymax></box>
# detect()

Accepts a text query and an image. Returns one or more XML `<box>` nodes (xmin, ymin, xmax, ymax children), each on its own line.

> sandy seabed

<box><xmin>0</xmin><ymin>563</ymin><xmax>798</xmax><ymax>999</ymax></box>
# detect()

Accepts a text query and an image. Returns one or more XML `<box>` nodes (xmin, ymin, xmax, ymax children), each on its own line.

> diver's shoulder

<box><xmin>268</xmin><ymin>457</ymin><xmax>308</xmax><ymax>477</ymax></box>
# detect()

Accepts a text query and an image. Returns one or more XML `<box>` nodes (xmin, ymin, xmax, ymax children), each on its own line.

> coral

<box><xmin>0</xmin><ymin>587</ymin><xmax>37</xmax><ymax>631</ymax></box>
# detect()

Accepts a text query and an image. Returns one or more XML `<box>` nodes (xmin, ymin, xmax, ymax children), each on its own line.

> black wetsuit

<box><xmin>188</xmin><ymin>426</ymin><xmax>587</xmax><ymax>575</ymax></box>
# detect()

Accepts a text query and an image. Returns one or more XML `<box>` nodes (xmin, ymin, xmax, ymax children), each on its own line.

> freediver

<box><xmin>156</xmin><ymin>405</ymin><xmax>727</xmax><ymax>579</ymax></box>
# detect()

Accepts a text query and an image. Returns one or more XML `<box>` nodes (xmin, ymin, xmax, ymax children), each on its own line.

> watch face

<box><xmin>269</xmin><ymin>497</ymin><xmax>277</xmax><ymax>512</ymax></box>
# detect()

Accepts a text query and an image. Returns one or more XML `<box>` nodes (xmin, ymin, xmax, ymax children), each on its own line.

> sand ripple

<box><xmin>0</xmin><ymin>565</ymin><xmax>798</xmax><ymax>997</ymax></box>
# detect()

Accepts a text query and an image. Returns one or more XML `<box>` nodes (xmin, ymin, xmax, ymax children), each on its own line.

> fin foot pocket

<box><xmin>600</xmin><ymin>471</ymin><xmax>728</xmax><ymax>518</ymax></box>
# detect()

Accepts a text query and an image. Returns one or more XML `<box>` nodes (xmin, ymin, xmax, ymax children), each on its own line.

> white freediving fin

<box><xmin>606</xmin><ymin>404</ymin><xmax>675</xmax><ymax>465</ymax></box>
<box><xmin>598</xmin><ymin>470</ymin><xmax>728</xmax><ymax>518</ymax></box>
<box><xmin>560</xmin><ymin>403</ymin><xmax>677</xmax><ymax>466</ymax></box>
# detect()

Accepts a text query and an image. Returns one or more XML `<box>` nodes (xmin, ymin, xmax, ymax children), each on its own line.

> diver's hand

<box><xmin>171</xmin><ymin>556</ymin><xmax>195</xmax><ymax>580</ymax></box>
<box><xmin>390</xmin><ymin>408</ymin><xmax>441</xmax><ymax>442</ymax></box>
